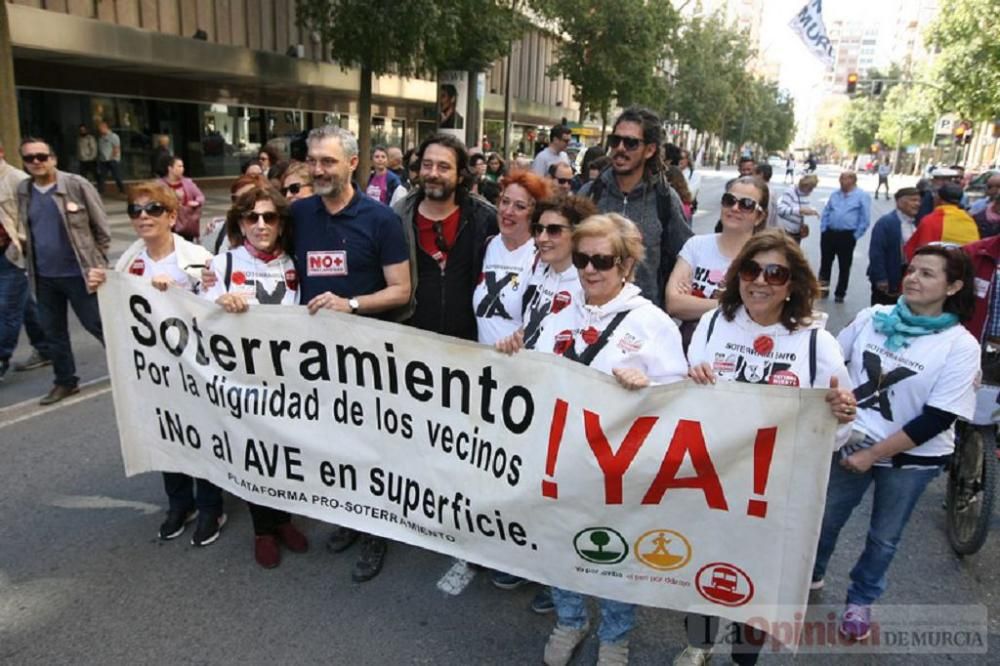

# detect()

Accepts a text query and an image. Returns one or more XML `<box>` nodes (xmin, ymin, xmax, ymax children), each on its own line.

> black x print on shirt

<box><xmin>853</xmin><ymin>350</ymin><xmax>917</xmax><ymax>421</ymax></box>
<box><xmin>476</xmin><ymin>272</ymin><xmax>515</xmax><ymax>320</ymax></box>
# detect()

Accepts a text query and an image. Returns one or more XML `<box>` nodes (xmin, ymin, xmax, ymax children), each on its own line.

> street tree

<box><xmin>839</xmin><ymin>95</ymin><xmax>883</xmax><ymax>154</ymax></box>
<box><xmin>925</xmin><ymin>0</ymin><xmax>1000</xmax><ymax>120</ymax></box>
<box><xmin>296</xmin><ymin>0</ymin><xmax>523</xmax><ymax>184</ymax></box>
<box><xmin>877</xmin><ymin>83</ymin><xmax>937</xmax><ymax>148</ymax></box>
<box><xmin>535</xmin><ymin>0</ymin><xmax>679</xmax><ymax>137</ymax></box>
<box><xmin>664</xmin><ymin>12</ymin><xmax>754</xmax><ymax>139</ymax></box>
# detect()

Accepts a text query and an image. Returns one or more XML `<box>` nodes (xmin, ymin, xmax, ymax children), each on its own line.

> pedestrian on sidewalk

<box><xmin>96</xmin><ymin>122</ymin><xmax>125</xmax><ymax>195</ymax></box>
<box><xmin>16</xmin><ymin>137</ymin><xmax>108</xmax><ymax>405</ymax></box>
<box><xmin>159</xmin><ymin>156</ymin><xmax>205</xmax><ymax>242</ymax></box>
<box><xmin>76</xmin><ymin>125</ymin><xmax>98</xmax><ymax>184</ymax></box>
<box><xmin>819</xmin><ymin>171</ymin><xmax>871</xmax><ymax>303</ymax></box>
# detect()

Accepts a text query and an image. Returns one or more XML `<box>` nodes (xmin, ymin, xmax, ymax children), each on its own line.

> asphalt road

<box><xmin>0</xmin><ymin>167</ymin><xmax>997</xmax><ymax>664</ymax></box>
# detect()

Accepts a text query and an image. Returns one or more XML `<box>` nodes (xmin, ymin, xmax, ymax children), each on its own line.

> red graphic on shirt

<box><xmin>581</xmin><ymin>327</ymin><xmax>600</xmax><ymax>345</ymax></box>
<box><xmin>284</xmin><ymin>269</ymin><xmax>298</xmax><ymax>291</ymax></box>
<box><xmin>695</xmin><ymin>562</ymin><xmax>755</xmax><ymax>607</ymax></box>
<box><xmin>768</xmin><ymin>370</ymin><xmax>800</xmax><ymax>387</ymax></box>
<box><xmin>231</xmin><ymin>271</ymin><xmax>247</xmax><ymax>286</ymax></box>
<box><xmin>551</xmin><ymin>291</ymin><xmax>572</xmax><ymax>313</ymax></box>
<box><xmin>752</xmin><ymin>335</ymin><xmax>774</xmax><ymax>356</ymax></box>
<box><xmin>553</xmin><ymin>330</ymin><xmax>574</xmax><ymax>356</ymax></box>
<box><xmin>128</xmin><ymin>258</ymin><xmax>145</xmax><ymax>276</ymax></box>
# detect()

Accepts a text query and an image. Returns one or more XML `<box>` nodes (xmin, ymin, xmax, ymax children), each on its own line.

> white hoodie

<box><xmin>688</xmin><ymin>305</ymin><xmax>848</xmax><ymax>389</ymax></box>
<box><xmin>533</xmin><ymin>282</ymin><xmax>687</xmax><ymax>384</ymax></box>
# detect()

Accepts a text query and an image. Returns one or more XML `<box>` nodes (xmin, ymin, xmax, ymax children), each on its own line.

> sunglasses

<box><xmin>607</xmin><ymin>135</ymin><xmax>643</xmax><ymax>151</ymax></box>
<box><xmin>531</xmin><ymin>223</ymin><xmax>571</xmax><ymax>238</ymax></box>
<box><xmin>21</xmin><ymin>153</ymin><xmax>51</xmax><ymax>163</ymax></box>
<box><xmin>721</xmin><ymin>192</ymin><xmax>762</xmax><ymax>213</ymax></box>
<box><xmin>242</xmin><ymin>211</ymin><xmax>281</xmax><ymax>225</ymax></box>
<box><xmin>281</xmin><ymin>183</ymin><xmax>305</xmax><ymax>197</ymax></box>
<box><xmin>738</xmin><ymin>260</ymin><xmax>791</xmax><ymax>286</ymax></box>
<box><xmin>432</xmin><ymin>221</ymin><xmax>449</xmax><ymax>254</ymax></box>
<box><xmin>572</xmin><ymin>251</ymin><xmax>620</xmax><ymax>271</ymax></box>
<box><xmin>127</xmin><ymin>202</ymin><xmax>168</xmax><ymax>219</ymax></box>
<box><xmin>555</xmin><ymin>177</ymin><xmax>573</xmax><ymax>185</ymax></box>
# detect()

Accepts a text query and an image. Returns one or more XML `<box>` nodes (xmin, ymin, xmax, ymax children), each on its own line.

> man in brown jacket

<box><xmin>16</xmin><ymin>137</ymin><xmax>109</xmax><ymax>404</ymax></box>
<box><xmin>0</xmin><ymin>141</ymin><xmax>51</xmax><ymax>381</ymax></box>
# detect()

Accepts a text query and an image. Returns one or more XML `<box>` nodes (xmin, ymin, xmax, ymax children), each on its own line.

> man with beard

<box><xmin>393</xmin><ymin>133</ymin><xmax>497</xmax><ymax>340</ymax></box>
<box><xmin>579</xmin><ymin>106</ymin><xmax>691</xmax><ymax>307</ymax></box>
<box><xmin>291</xmin><ymin>125</ymin><xmax>411</xmax><ymax>583</ymax></box>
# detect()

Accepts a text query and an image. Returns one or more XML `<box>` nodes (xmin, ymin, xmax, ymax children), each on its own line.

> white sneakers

<box><xmin>543</xmin><ymin>624</ymin><xmax>589</xmax><ymax>666</ymax></box>
<box><xmin>672</xmin><ymin>645</ymin><xmax>711</xmax><ymax>666</ymax></box>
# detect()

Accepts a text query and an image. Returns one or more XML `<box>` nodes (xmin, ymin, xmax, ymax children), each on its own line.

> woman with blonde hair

<box><xmin>498</xmin><ymin>213</ymin><xmax>688</xmax><ymax>665</ymax></box>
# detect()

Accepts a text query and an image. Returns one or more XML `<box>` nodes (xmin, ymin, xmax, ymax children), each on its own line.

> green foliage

<box><xmin>877</xmin><ymin>83</ymin><xmax>937</xmax><ymax>147</ymax></box>
<box><xmin>840</xmin><ymin>96</ymin><xmax>883</xmax><ymax>153</ymax></box>
<box><xmin>535</xmin><ymin>0</ymin><xmax>679</xmax><ymax>125</ymax></box>
<box><xmin>665</xmin><ymin>12</ymin><xmax>754</xmax><ymax>136</ymax></box>
<box><xmin>664</xmin><ymin>12</ymin><xmax>793</xmax><ymax>151</ymax></box>
<box><xmin>926</xmin><ymin>0</ymin><xmax>1000</xmax><ymax>120</ymax></box>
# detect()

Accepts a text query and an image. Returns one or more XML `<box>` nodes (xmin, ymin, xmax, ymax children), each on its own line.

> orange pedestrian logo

<box><xmin>634</xmin><ymin>529</ymin><xmax>692</xmax><ymax>571</ymax></box>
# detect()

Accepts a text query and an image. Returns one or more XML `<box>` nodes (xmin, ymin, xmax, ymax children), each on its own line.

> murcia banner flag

<box><xmin>789</xmin><ymin>0</ymin><xmax>835</xmax><ymax>67</ymax></box>
<box><xmin>98</xmin><ymin>272</ymin><xmax>840</xmax><ymax>648</ymax></box>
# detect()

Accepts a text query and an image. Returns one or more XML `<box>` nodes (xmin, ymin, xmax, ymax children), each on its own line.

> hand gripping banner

<box><xmin>99</xmin><ymin>273</ymin><xmax>838</xmax><ymax>647</ymax></box>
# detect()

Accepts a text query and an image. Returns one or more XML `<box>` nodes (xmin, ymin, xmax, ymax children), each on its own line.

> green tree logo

<box><xmin>574</xmin><ymin>527</ymin><xmax>628</xmax><ymax>564</ymax></box>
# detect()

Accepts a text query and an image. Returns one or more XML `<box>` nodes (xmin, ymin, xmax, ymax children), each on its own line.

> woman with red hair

<box><xmin>473</xmin><ymin>169</ymin><xmax>552</xmax><ymax>344</ymax></box>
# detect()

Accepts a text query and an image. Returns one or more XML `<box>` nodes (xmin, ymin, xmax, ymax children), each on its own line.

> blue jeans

<box><xmin>812</xmin><ymin>453</ymin><xmax>941</xmax><ymax>605</ymax></box>
<box><xmin>35</xmin><ymin>275</ymin><xmax>104</xmax><ymax>387</ymax></box>
<box><xmin>97</xmin><ymin>160</ymin><xmax>125</xmax><ymax>193</ymax></box>
<box><xmin>0</xmin><ymin>254</ymin><xmax>49</xmax><ymax>360</ymax></box>
<box><xmin>551</xmin><ymin>588</ymin><xmax>635</xmax><ymax>643</ymax></box>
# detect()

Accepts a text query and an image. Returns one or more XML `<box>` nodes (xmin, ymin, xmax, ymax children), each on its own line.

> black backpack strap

<box><xmin>706</xmin><ymin>309</ymin><xmax>722</xmax><ymax>343</ymax></box>
<box><xmin>809</xmin><ymin>328</ymin><xmax>818</xmax><ymax>388</ymax></box>
<box><xmin>224</xmin><ymin>251</ymin><xmax>233</xmax><ymax>291</ymax></box>
<box><xmin>562</xmin><ymin>310</ymin><xmax>630</xmax><ymax>366</ymax></box>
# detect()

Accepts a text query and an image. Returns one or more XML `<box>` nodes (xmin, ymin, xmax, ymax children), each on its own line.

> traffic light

<box><xmin>846</xmin><ymin>73</ymin><xmax>858</xmax><ymax>94</ymax></box>
<box><xmin>872</xmin><ymin>81</ymin><xmax>884</xmax><ymax>96</ymax></box>
<box><xmin>954</xmin><ymin>124</ymin><xmax>966</xmax><ymax>145</ymax></box>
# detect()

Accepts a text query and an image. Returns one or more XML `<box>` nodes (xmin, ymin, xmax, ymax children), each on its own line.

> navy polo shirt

<box><xmin>290</xmin><ymin>191</ymin><xmax>408</xmax><ymax>303</ymax></box>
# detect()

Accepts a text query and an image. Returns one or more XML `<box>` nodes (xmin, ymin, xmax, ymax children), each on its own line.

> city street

<box><xmin>1</xmin><ymin>167</ymin><xmax>997</xmax><ymax>664</ymax></box>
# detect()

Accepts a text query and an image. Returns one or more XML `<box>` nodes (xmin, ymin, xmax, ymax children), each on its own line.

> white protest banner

<box><xmin>99</xmin><ymin>272</ymin><xmax>837</xmax><ymax>647</ymax></box>
<box><xmin>788</xmin><ymin>0</ymin><xmax>835</xmax><ymax>68</ymax></box>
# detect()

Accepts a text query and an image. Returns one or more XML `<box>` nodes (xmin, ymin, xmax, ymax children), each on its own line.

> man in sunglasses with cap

<box><xmin>16</xmin><ymin>137</ymin><xmax>109</xmax><ymax>405</ymax></box>
<box><xmin>579</xmin><ymin>106</ymin><xmax>691</xmax><ymax>308</ymax></box>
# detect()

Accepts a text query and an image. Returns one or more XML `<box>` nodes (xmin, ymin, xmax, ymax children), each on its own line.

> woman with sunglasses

<box><xmin>280</xmin><ymin>162</ymin><xmax>314</xmax><ymax>203</ymax></box>
<box><xmin>676</xmin><ymin>230</ymin><xmax>855</xmax><ymax>666</ymax></box>
<box><xmin>473</xmin><ymin>170</ymin><xmax>551</xmax><ymax>344</ymax></box>
<box><xmin>502</xmin><ymin>213</ymin><xmax>687</xmax><ymax>665</ymax></box>
<box><xmin>666</xmin><ymin>176</ymin><xmax>769</xmax><ymax>350</ymax></box>
<box><xmin>86</xmin><ymin>181</ymin><xmax>227</xmax><ymax>547</ymax></box>
<box><xmin>812</xmin><ymin>244</ymin><xmax>978</xmax><ymax>642</ymax></box>
<box><xmin>488</xmin><ymin>195</ymin><xmax>599</xmax><ymax>611</ymax></box>
<box><xmin>201</xmin><ymin>185</ymin><xmax>309</xmax><ymax>569</ymax></box>
<box><xmin>517</xmin><ymin>195</ymin><xmax>599</xmax><ymax>350</ymax></box>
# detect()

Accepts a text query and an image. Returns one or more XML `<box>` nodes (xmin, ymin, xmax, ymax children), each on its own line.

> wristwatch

<box><xmin>348</xmin><ymin>298</ymin><xmax>360</xmax><ymax>314</ymax></box>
